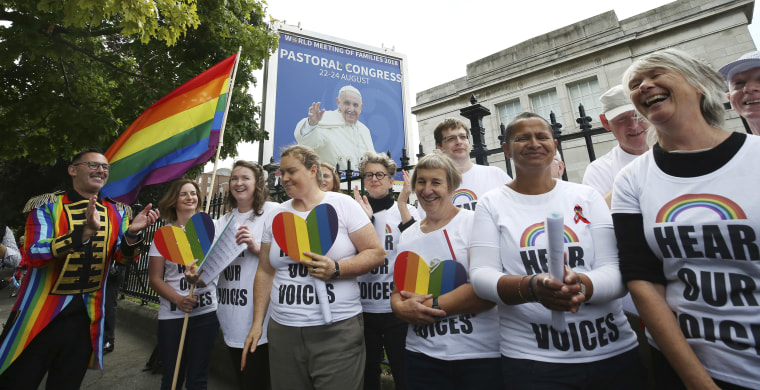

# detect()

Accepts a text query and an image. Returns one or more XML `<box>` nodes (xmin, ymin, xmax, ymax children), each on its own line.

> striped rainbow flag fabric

<box><xmin>101</xmin><ymin>53</ymin><xmax>238</xmax><ymax>204</ymax></box>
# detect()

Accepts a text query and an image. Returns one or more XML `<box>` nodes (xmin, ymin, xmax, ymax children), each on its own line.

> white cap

<box><xmin>600</xmin><ymin>85</ymin><xmax>635</xmax><ymax>120</ymax></box>
<box><xmin>719</xmin><ymin>51</ymin><xmax>760</xmax><ymax>85</ymax></box>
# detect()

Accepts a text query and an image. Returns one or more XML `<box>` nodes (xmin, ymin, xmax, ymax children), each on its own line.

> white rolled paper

<box><xmin>546</xmin><ymin>213</ymin><xmax>566</xmax><ymax>331</ymax></box>
<box><xmin>313</xmin><ymin>278</ymin><xmax>333</xmax><ymax>324</ymax></box>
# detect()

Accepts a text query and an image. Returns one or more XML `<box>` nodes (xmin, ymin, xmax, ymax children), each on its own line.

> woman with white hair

<box><xmin>613</xmin><ymin>48</ymin><xmax>760</xmax><ymax>390</ymax></box>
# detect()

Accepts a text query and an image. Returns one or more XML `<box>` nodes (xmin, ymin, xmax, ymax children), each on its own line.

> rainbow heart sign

<box><xmin>394</xmin><ymin>251</ymin><xmax>467</xmax><ymax>298</ymax></box>
<box><xmin>272</xmin><ymin>204</ymin><xmax>339</xmax><ymax>261</ymax></box>
<box><xmin>154</xmin><ymin>212</ymin><xmax>215</xmax><ymax>267</ymax></box>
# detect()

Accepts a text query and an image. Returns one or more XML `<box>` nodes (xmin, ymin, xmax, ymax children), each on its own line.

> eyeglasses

<box><xmin>363</xmin><ymin>172</ymin><xmax>388</xmax><ymax>180</ymax></box>
<box><xmin>73</xmin><ymin>161</ymin><xmax>110</xmax><ymax>171</ymax></box>
<box><xmin>442</xmin><ymin>134</ymin><xmax>468</xmax><ymax>143</ymax></box>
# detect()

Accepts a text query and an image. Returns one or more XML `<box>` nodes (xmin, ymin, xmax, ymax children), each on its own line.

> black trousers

<box><xmin>0</xmin><ymin>296</ymin><xmax>93</xmax><ymax>390</ymax></box>
<box><xmin>226</xmin><ymin>344</ymin><xmax>271</xmax><ymax>390</ymax></box>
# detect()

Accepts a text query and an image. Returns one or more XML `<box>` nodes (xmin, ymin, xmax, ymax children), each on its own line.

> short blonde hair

<box><xmin>411</xmin><ymin>150</ymin><xmax>462</xmax><ymax>191</ymax></box>
<box><xmin>281</xmin><ymin>145</ymin><xmax>323</xmax><ymax>186</ymax></box>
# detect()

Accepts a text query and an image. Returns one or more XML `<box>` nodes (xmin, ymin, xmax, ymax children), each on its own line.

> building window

<box><xmin>206</xmin><ymin>186</ymin><xmax>210</xmax><ymax>194</ymax></box>
<box><xmin>207</xmin><ymin>177</ymin><xmax>211</xmax><ymax>184</ymax></box>
<box><xmin>567</xmin><ymin>78</ymin><xmax>603</xmax><ymax>121</ymax></box>
<box><xmin>529</xmin><ymin>89</ymin><xmax>562</xmax><ymax>125</ymax></box>
<box><xmin>497</xmin><ymin>99</ymin><xmax>522</xmax><ymax>129</ymax></box>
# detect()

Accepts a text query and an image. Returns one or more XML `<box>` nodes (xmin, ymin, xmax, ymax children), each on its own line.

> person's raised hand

<box><xmin>352</xmin><ymin>186</ymin><xmax>373</xmax><ymax>219</ymax></box>
<box><xmin>308</xmin><ymin>102</ymin><xmax>326</xmax><ymax>126</ymax></box>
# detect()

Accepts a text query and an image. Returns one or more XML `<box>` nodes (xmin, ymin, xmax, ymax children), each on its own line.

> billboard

<box><xmin>264</xmin><ymin>24</ymin><xmax>409</xmax><ymax>176</ymax></box>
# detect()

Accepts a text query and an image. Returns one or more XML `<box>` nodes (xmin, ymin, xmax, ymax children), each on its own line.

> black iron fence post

<box><xmin>498</xmin><ymin>123</ymin><xmax>513</xmax><ymax>178</ymax></box>
<box><xmin>459</xmin><ymin>94</ymin><xmax>491</xmax><ymax>166</ymax></box>
<box><xmin>576</xmin><ymin>103</ymin><xmax>597</xmax><ymax>162</ymax></box>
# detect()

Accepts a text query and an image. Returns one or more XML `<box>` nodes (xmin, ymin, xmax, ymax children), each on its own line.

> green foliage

<box><xmin>0</xmin><ymin>0</ymin><xmax>279</xmax><ymax>230</ymax></box>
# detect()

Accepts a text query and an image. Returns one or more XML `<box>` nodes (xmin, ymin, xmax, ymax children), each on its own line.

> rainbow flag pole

<box><xmin>205</xmin><ymin>46</ymin><xmax>242</xmax><ymax>213</ymax></box>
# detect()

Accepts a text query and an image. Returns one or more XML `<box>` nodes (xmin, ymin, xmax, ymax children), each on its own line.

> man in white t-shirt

<box><xmin>294</xmin><ymin>85</ymin><xmax>375</xmax><ymax>169</ymax></box>
<box><xmin>582</xmin><ymin>85</ymin><xmax>649</xmax><ymax>207</ymax></box>
<box><xmin>432</xmin><ymin>118</ymin><xmax>511</xmax><ymax>211</ymax></box>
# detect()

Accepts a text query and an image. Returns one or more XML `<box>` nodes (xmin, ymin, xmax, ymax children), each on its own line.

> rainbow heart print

<box><xmin>394</xmin><ymin>251</ymin><xmax>467</xmax><ymax>298</ymax></box>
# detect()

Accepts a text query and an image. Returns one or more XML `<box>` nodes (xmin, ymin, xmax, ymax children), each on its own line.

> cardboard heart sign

<box><xmin>154</xmin><ymin>212</ymin><xmax>215</xmax><ymax>267</ymax></box>
<box><xmin>272</xmin><ymin>204</ymin><xmax>339</xmax><ymax>261</ymax></box>
<box><xmin>394</xmin><ymin>251</ymin><xmax>467</xmax><ymax>297</ymax></box>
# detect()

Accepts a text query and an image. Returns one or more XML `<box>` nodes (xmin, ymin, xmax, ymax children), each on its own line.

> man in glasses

<box><xmin>0</xmin><ymin>148</ymin><xmax>159</xmax><ymax>389</ymax></box>
<box><xmin>432</xmin><ymin>118</ymin><xmax>511</xmax><ymax>211</ymax></box>
<box><xmin>295</xmin><ymin>85</ymin><xmax>376</xmax><ymax>169</ymax></box>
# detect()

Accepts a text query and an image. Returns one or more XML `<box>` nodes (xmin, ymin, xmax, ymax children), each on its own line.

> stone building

<box><xmin>411</xmin><ymin>0</ymin><xmax>756</xmax><ymax>183</ymax></box>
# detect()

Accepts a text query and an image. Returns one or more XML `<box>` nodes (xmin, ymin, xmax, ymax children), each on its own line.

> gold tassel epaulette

<box><xmin>105</xmin><ymin>197</ymin><xmax>133</xmax><ymax>220</ymax></box>
<box><xmin>23</xmin><ymin>190</ymin><xmax>66</xmax><ymax>213</ymax></box>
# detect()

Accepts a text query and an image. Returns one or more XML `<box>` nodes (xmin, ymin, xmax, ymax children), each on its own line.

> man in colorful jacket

<box><xmin>0</xmin><ymin>148</ymin><xmax>159</xmax><ymax>389</ymax></box>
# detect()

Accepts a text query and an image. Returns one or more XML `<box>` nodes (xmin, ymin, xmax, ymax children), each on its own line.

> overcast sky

<box><xmin>213</xmin><ymin>0</ymin><xmax>760</xmax><ymax>169</ymax></box>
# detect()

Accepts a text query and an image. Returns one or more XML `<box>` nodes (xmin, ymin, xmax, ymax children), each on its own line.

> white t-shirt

<box><xmin>262</xmin><ymin>192</ymin><xmax>370</xmax><ymax>327</ymax></box>
<box><xmin>582</xmin><ymin>145</ymin><xmax>640</xmax><ymax>196</ymax></box>
<box><xmin>215</xmin><ymin>202</ymin><xmax>278</xmax><ymax>348</ymax></box>
<box><xmin>357</xmin><ymin>203</ymin><xmax>419</xmax><ymax>313</ymax></box>
<box><xmin>150</xmin><ymin>242</ymin><xmax>218</xmax><ymax>320</ymax></box>
<box><xmin>612</xmin><ymin>135</ymin><xmax>760</xmax><ymax>389</ymax></box>
<box><xmin>400</xmin><ymin>209</ymin><xmax>501</xmax><ymax>361</ymax></box>
<box><xmin>470</xmin><ymin>180</ymin><xmax>638</xmax><ymax>363</ymax></box>
<box><xmin>582</xmin><ymin>144</ymin><xmax>643</xmax><ymax>315</ymax></box>
<box><xmin>417</xmin><ymin>164</ymin><xmax>511</xmax><ymax>218</ymax></box>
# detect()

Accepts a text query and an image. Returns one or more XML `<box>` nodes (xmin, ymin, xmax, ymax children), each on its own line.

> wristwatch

<box><xmin>432</xmin><ymin>297</ymin><xmax>440</xmax><ymax>310</ymax></box>
<box><xmin>330</xmin><ymin>260</ymin><xmax>341</xmax><ymax>280</ymax></box>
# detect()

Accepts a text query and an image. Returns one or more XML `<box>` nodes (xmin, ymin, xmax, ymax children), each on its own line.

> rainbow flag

<box><xmin>101</xmin><ymin>53</ymin><xmax>238</xmax><ymax>204</ymax></box>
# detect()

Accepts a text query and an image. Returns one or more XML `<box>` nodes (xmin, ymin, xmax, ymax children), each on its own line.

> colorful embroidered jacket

<box><xmin>0</xmin><ymin>190</ymin><xmax>140</xmax><ymax>375</ymax></box>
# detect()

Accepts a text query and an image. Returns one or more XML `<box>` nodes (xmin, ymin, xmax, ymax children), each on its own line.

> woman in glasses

<box><xmin>353</xmin><ymin>151</ymin><xmax>418</xmax><ymax>390</ymax></box>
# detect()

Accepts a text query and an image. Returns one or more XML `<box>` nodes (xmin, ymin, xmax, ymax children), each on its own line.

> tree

<box><xmin>0</xmin><ymin>0</ymin><xmax>279</xmax><ymax>230</ymax></box>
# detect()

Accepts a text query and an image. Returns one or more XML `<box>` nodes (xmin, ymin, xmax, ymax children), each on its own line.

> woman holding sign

<box><xmin>613</xmin><ymin>49</ymin><xmax>760</xmax><ymax>390</ymax></box>
<box><xmin>148</xmin><ymin>179</ymin><xmax>219</xmax><ymax>390</ymax></box>
<box><xmin>390</xmin><ymin>151</ymin><xmax>501</xmax><ymax>390</ymax></box>
<box><xmin>242</xmin><ymin>145</ymin><xmax>383</xmax><ymax>390</ymax></box>
<box><xmin>354</xmin><ymin>151</ymin><xmax>418</xmax><ymax>390</ymax></box>
<box><xmin>469</xmin><ymin>112</ymin><xmax>642</xmax><ymax>390</ymax></box>
<box><xmin>214</xmin><ymin>161</ymin><xmax>278</xmax><ymax>390</ymax></box>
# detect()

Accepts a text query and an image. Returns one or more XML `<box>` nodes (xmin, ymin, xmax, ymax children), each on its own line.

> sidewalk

<box><xmin>0</xmin><ymin>277</ymin><xmax>236</xmax><ymax>389</ymax></box>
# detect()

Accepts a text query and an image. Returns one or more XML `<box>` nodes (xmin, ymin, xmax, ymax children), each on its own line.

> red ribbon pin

<box><xmin>573</xmin><ymin>205</ymin><xmax>590</xmax><ymax>224</ymax></box>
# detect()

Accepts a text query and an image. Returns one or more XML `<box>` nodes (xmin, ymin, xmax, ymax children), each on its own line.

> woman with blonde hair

<box><xmin>613</xmin><ymin>48</ymin><xmax>760</xmax><ymax>390</ymax></box>
<box><xmin>243</xmin><ymin>145</ymin><xmax>383</xmax><ymax>389</ymax></box>
<box><xmin>391</xmin><ymin>150</ymin><xmax>501</xmax><ymax>390</ymax></box>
